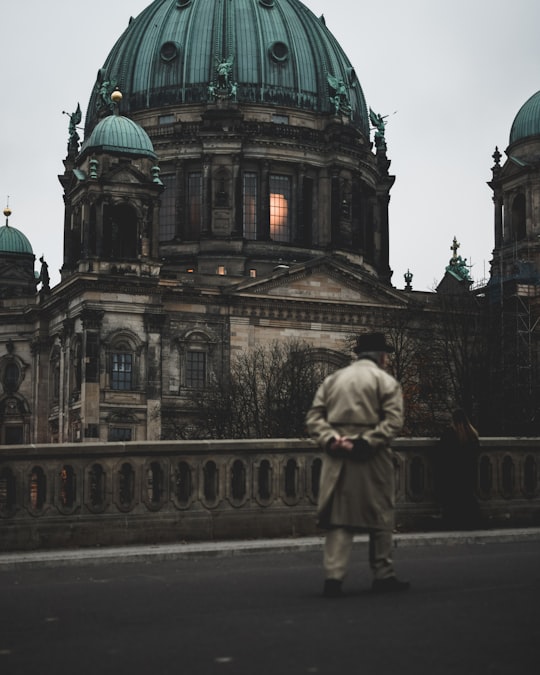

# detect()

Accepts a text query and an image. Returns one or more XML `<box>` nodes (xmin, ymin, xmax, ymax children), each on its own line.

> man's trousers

<box><xmin>323</xmin><ymin>527</ymin><xmax>395</xmax><ymax>581</ymax></box>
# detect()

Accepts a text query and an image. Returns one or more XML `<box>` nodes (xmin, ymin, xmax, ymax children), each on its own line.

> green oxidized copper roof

<box><xmin>84</xmin><ymin>0</ymin><xmax>369</xmax><ymax>136</ymax></box>
<box><xmin>0</xmin><ymin>225</ymin><xmax>33</xmax><ymax>255</ymax></box>
<box><xmin>510</xmin><ymin>90</ymin><xmax>540</xmax><ymax>145</ymax></box>
<box><xmin>81</xmin><ymin>114</ymin><xmax>157</xmax><ymax>159</ymax></box>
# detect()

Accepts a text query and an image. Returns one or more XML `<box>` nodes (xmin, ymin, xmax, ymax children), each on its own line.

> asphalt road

<box><xmin>1</xmin><ymin>540</ymin><xmax>539</xmax><ymax>675</ymax></box>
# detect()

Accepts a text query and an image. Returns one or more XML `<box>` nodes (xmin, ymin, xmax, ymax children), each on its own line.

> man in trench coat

<box><xmin>305</xmin><ymin>332</ymin><xmax>409</xmax><ymax>597</ymax></box>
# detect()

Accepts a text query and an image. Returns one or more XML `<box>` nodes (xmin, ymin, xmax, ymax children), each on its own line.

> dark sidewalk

<box><xmin>1</xmin><ymin>529</ymin><xmax>539</xmax><ymax>675</ymax></box>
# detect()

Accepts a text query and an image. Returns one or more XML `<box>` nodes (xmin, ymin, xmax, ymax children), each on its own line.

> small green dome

<box><xmin>509</xmin><ymin>90</ymin><xmax>540</xmax><ymax>145</ymax></box>
<box><xmin>0</xmin><ymin>225</ymin><xmax>33</xmax><ymax>254</ymax></box>
<box><xmin>81</xmin><ymin>114</ymin><xmax>157</xmax><ymax>159</ymax></box>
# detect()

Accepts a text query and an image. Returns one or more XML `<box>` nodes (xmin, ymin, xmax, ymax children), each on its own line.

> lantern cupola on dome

<box><xmin>0</xmin><ymin>206</ymin><xmax>37</xmax><ymax>298</ymax></box>
<box><xmin>0</xmin><ymin>207</ymin><xmax>33</xmax><ymax>255</ymax></box>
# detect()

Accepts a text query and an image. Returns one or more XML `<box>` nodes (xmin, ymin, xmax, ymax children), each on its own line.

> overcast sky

<box><xmin>1</xmin><ymin>0</ymin><xmax>539</xmax><ymax>291</ymax></box>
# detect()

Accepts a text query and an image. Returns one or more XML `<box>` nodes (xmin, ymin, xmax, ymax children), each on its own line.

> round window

<box><xmin>160</xmin><ymin>41</ymin><xmax>180</xmax><ymax>63</ymax></box>
<box><xmin>269</xmin><ymin>41</ymin><xmax>289</xmax><ymax>63</ymax></box>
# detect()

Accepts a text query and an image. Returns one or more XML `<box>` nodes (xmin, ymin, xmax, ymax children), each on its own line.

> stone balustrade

<box><xmin>1</xmin><ymin>438</ymin><xmax>539</xmax><ymax>551</ymax></box>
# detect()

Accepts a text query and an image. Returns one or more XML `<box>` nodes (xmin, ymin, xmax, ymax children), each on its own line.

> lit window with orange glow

<box><xmin>269</xmin><ymin>175</ymin><xmax>291</xmax><ymax>242</ymax></box>
<box><xmin>217</xmin><ymin>265</ymin><xmax>226</xmax><ymax>275</ymax></box>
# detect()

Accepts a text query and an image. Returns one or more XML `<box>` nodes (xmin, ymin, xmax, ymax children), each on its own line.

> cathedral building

<box><xmin>0</xmin><ymin>0</ymin><xmax>538</xmax><ymax>443</ymax></box>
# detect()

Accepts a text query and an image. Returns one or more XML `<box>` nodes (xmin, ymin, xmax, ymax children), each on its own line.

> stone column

<box><xmin>80</xmin><ymin>309</ymin><xmax>104</xmax><ymax>442</ymax></box>
<box><xmin>144</xmin><ymin>312</ymin><xmax>166</xmax><ymax>441</ymax></box>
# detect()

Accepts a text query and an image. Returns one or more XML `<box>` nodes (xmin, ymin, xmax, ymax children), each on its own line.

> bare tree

<box><xmin>177</xmin><ymin>340</ymin><xmax>338</xmax><ymax>439</ymax></box>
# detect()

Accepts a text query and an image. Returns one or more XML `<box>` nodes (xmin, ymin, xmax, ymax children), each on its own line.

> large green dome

<box><xmin>0</xmin><ymin>225</ymin><xmax>33</xmax><ymax>255</ymax></box>
<box><xmin>509</xmin><ymin>90</ymin><xmax>540</xmax><ymax>145</ymax></box>
<box><xmin>85</xmin><ymin>0</ymin><xmax>369</xmax><ymax>135</ymax></box>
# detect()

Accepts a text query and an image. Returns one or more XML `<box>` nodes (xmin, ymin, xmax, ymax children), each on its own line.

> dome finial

<box><xmin>111</xmin><ymin>88</ymin><xmax>123</xmax><ymax>115</ymax></box>
<box><xmin>404</xmin><ymin>269</ymin><xmax>413</xmax><ymax>291</ymax></box>
<box><xmin>3</xmin><ymin>197</ymin><xmax>11</xmax><ymax>226</ymax></box>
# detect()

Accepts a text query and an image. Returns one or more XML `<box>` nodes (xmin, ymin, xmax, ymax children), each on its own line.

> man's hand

<box><xmin>327</xmin><ymin>436</ymin><xmax>353</xmax><ymax>458</ymax></box>
<box><xmin>329</xmin><ymin>436</ymin><xmax>353</xmax><ymax>454</ymax></box>
<box><xmin>326</xmin><ymin>436</ymin><xmax>376</xmax><ymax>461</ymax></box>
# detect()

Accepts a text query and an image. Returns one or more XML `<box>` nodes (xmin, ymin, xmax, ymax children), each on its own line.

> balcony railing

<box><xmin>1</xmin><ymin>438</ymin><xmax>539</xmax><ymax>551</ymax></box>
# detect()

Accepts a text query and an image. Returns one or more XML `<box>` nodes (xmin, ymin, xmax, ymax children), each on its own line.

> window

<box><xmin>159</xmin><ymin>174</ymin><xmax>177</xmax><ymax>241</ymax></box>
<box><xmin>270</xmin><ymin>175</ymin><xmax>291</xmax><ymax>242</ymax></box>
<box><xmin>512</xmin><ymin>194</ymin><xmax>526</xmax><ymax>240</ymax></box>
<box><xmin>187</xmin><ymin>172</ymin><xmax>202</xmax><ymax>238</ymax></box>
<box><xmin>186</xmin><ymin>351</ymin><xmax>206</xmax><ymax>388</ymax></box>
<box><xmin>104</xmin><ymin>204</ymin><xmax>138</xmax><ymax>259</ymax></box>
<box><xmin>109</xmin><ymin>427</ymin><xmax>133</xmax><ymax>442</ymax></box>
<box><xmin>111</xmin><ymin>353</ymin><xmax>133</xmax><ymax>390</ymax></box>
<box><xmin>5</xmin><ymin>426</ymin><xmax>23</xmax><ymax>445</ymax></box>
<box><xmin>159</xmin><ymin>114</ymin><xmax>175</xmax><ymax>124</ymax></box>
<box><xmin>4</xmin><ymin>363</ymin><xmax>20</xmax><ymax>393</ymax></box>
<box><xmin>243</xmin><ymin>172</ymin><xmax>258</xmax><ymax>239</ymax></box>
<box><xmin>50</xmin><ymin>348</ymin><xmax>61</xmax><ymax>403</ymax></box>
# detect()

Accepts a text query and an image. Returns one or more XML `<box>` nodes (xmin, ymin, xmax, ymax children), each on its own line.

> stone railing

<box><xmin>0</xmin><ymin>438</ymin><xmax>539</xmax><ymax>552</ymax></box>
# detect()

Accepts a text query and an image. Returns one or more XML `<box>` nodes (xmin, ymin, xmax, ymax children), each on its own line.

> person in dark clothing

<box><xmin>435</xmin><ymin>409</ymin><xmax>481</xmax><ymax>530</ymax></box>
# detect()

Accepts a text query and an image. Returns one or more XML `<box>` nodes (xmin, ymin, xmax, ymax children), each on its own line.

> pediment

<box><xmin>105</xmin><ymin>166</ymin><xmax>146</xmax><ymax>184</ymax></box>
<box><xmin>231</xmin><ymin>258</ymin><xmax>408</xmax><ymax>307</ymax></box>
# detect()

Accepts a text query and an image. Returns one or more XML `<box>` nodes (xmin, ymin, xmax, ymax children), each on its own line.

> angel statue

<box><xmin>63</xmin><ymin>103</ymin><xmax>82</xmax><ymax>153</ymax></box>
<box><xmin>327</xmin><ymin>73</ymin><xmax>351</xmax><ymax>116</ymax></box>
<box><xmin>96</xmin><ymin>78</ymin><xmax>118</xmax><ymax>114</ymax></box>
<box><xmin>369</xmin><ymin>108</ymin><xmax>387</xmax><ymax>150</ymax></box>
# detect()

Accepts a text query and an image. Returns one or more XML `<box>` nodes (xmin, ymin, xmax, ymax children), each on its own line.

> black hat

<box><xmin>353</xmin><ymin>332</ymin><xmax>394</xmax><ymax>354</ymax></box>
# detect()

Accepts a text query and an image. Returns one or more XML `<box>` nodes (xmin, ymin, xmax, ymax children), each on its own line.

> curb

<box><xmin>1</xmin><ymin>528</ymin><xmax>539</xmax><ymax>571</ymax></box>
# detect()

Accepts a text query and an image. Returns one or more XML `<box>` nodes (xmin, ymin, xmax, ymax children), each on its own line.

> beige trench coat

<box><xmin>305</xmin><ymin>358</ymin><xmax>404</xmax><ymax>531</ymax></box>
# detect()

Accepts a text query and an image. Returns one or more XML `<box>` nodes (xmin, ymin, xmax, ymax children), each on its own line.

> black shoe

<box><xmin>371</xmin><ymin>577</ymin><xmax>410</xmax><ymax>594</ymax></box>
<box><xmin>323</xmin><ymin>578</ymin><xmax>343</xmax><ymax>598</ymax></box>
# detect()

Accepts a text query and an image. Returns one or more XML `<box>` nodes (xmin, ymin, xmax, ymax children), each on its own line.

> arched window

<box><xmin>50</xmin><ymin>346</ymin><xmax>61</xmax><ymax>404</ymax></box>
<box><xmin>159</xmin><ymin>174</ymin><xmax>177</xmax><ymax>241</ymax></box>
<box><xmin>106</xmin><ymin>331</ymin><xmax>143</xmax><ymax>392</ymax></box>
<box><xmin>178</xmin><ymin>330</ymin><xmax>216</xmax><ymax>391</ymax></box>
<box><xmin>104</xmin><ymin>203</ymin><xmax>138</xmax><ymax>259</ymax></box>
<box><xmin>70</xmin><ymin>337</ymin><xmax>82</xmax><ymax>399</ymax></box>
<box><xmin>512</xmin><ymin>194</ymin><xmax>526</xmax><ymax>241</ymax></box>
<box><xmin>88</xmin><ymin>204</ymin><xmax>97</xmax><ymax>255</ymax></box>
<box><xmin>3</xmin><ymin>363</ymin><xmax>20</xmax><ymax>394</ymax></box>
<box><xmin>186</xmin><ymin>172</ymin><xmax>202</xmax><ymax>239</ymax></box>
<box><xmin>111</xmin><ymin>350</ymin><xmax>133</xmax><ymax>390</ymax></box>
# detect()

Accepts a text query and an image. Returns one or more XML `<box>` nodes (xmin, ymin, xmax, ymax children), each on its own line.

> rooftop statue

<box><xmin>327</xmin><ymin>74</ymin><xmax>351</xmax><ymax>116</ymax></box>
<box><xmin>446</xmin><ymin>237</ymin><xmax>472</xmax><ymax>281</ymax></box>
<box><xmin>369</xmin><ymin>108</ymin><xmax>387</xmax><ymax>151</ymax></box>
<box><xmin>64</xmin><ymin>103</ymin><xmax>82</xmax><ymax>153</ymax></box>
<box><xmin>216</xmin><ymin>56</ymin><xmax>234</xmax><ymax>90</ymax></box>
<box><xmin>96</xmin><ymin>77</ymin><xmax>118</xmax><ymax>115</ymax></box>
